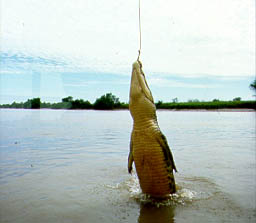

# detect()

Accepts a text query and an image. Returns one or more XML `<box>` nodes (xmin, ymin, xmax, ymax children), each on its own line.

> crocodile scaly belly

<box><xmin>132</xmin><ymin>129</ymin><xmax>172</xmax><ymax>197</ymax></box>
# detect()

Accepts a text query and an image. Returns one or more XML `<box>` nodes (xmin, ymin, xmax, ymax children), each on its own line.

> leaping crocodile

<box><xmin>128</xmin><ymin>60</ymin><xmax>177</xmax><ymax>197</ymax></box>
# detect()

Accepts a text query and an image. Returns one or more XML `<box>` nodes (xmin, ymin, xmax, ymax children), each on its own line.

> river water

<box><xmin>0</xmin><ymin>109</ymin><xmax>255</xmax><ymax>223</ymax></box>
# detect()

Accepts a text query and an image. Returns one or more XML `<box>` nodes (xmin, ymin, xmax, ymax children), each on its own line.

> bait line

<box><xmin>137</xmin><ymin>0</ymin><xmax>142</xmax><ymax>61</ymax></box>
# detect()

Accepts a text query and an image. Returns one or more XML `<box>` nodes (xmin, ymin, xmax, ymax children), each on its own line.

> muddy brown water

<box><xmin>0</xmin><ymin>109</ymin><xmax>255</xmax><ymax>222</ymax></box>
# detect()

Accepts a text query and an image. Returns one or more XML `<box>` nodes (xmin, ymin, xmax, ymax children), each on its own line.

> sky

<box><xmin>0</xmin><ymin>0</ymin><xmax>255</xmax><ymax>104</ymax></box>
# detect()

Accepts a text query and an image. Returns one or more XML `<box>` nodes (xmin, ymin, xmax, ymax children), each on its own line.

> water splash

<box><xmin>105</xmin><ymin>173</ymin><xmax>199</xmax><ymax>207</ymax></box>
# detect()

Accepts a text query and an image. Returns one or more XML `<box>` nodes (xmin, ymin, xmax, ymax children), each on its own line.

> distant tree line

<box><xmin>0</xmin><ymin>93</ymin><xmax>128</xmax><ymax>110</ymax></box>
<box><xmin>1</xmin><ymin>98</ymin><xmax>42</xmax><ymax>109</ymax></box>
<box><xmin>1</xmin><ymin>79</ymin><xmax>255</xmax><ymax>110</ymax></box>
<box><xmin>0</xmin><ymin>93</ymin><xmax>255</xmax><ymax>110</ymax></box>
<box><xmin>155</xmin><ymin>99</ymin><xmax>255</xmax><ymax>110</ymax></box>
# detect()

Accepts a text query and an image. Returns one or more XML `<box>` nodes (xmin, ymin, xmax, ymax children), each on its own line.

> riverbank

<box><xmin>0</xmin><ymin>94</ymin><xmax>255</xmax><ymax>110</ymax></box>
<box><xmin>1</xmin><ymin>106</ymin><xmax>255</xmax><ymax>112</ymax></box>
<box><xmin>158</xmin><ymin>108</ymin><xmax>255</xmax><ymax>112</ymax></box>
<box><xmin>155</xmin><ymin>100</ymin><xmax>256</xmax><ymax>110</ymax></box>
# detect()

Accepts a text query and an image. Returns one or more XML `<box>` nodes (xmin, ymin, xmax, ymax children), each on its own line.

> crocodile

<box><xmin>128</xmin><ymin>60</ymin><xmax>177</xmax><ymax>197</ymax></box>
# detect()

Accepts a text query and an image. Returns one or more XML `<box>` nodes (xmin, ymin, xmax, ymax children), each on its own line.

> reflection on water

<box><xmin>107</xmin><ymin>171</ymin><xmax>250</xmax><ymax>223</ymax></box>
<box><xmin>139</xmin><ymin>204</ymin><xmax>174</xmax><ymax>223</ymax></box>
<box><xmin>0</xmin><ymin>109</ymin><xmax>255</xmax><ymax>223</ymax></box>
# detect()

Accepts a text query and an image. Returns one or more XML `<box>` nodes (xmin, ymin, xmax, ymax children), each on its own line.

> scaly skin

<box><xmin>128</xmin><ymin>60</ymin><xmax>177</xmax><ymax>197</ymax></box>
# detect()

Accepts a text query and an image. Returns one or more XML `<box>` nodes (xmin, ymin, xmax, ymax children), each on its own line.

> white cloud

<box><xmin>1</xmin><ymin>0</ymin><xmax>255</xmax><ymax>77</ymax></box>
<box><xmin>63</xmin><ymin>80</ymin><xmax>128</xmax><ymax>88</ymax></box>
<box><xmin>147</xmin><ymin>77</ymin><xmax>220</xmax><ymax>89</ymax></box>
<box><xmin>0</xmin><ymin>69</ymin><xmax>23</xmax><ymax>75</ymax></box>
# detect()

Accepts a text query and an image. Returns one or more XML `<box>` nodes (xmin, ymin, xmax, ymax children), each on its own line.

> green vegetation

<box><xmin>94</xmin><ymin>93</ymin><xmax>121</xmax><ymax>110</ymax></box>
<box><xmin>0</xmin><ymin>93</ymin><xmax>255</xmax><ymax>110</ymax></box>
<box><xmin>155</xmin><ymin>100</ymin><xmax>255</xmax><ymax>110</ymax></box>
<box><xmin>0</xmin><ymin>93</ymin><xmax>128</xmax><ymax>110</ymax></box>
<box><xmin>250</xmin><ymin>79</ymin><xmax>256</xmax><ymax>95</ymax></box>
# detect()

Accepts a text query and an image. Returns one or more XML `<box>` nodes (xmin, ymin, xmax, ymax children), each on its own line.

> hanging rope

<box><xmin>137</xmin><ymin>0</ymin><xmax>142</xmax><ymax>61</ymax></box>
